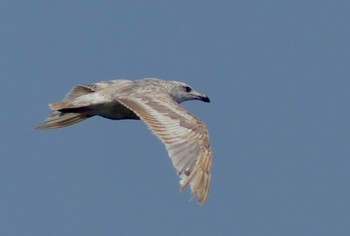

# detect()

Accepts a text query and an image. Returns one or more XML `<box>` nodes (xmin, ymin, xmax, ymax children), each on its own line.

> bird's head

<box><xmin>168</xmin><ymin>81</ymin><xmax>210</xmax><ymax>104</ymax></box>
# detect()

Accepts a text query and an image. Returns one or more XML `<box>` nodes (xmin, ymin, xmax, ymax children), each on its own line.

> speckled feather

<box><xmin>35</xmin><ymin>78</ymin><xmax>212</xmax><ymax>204</ymax></box>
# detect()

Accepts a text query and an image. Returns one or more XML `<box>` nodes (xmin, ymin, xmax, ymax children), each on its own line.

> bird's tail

<box><xmin>35</xmin><ymin>101</ymin><xmax>89</xmax><ymax>130</ymax></box>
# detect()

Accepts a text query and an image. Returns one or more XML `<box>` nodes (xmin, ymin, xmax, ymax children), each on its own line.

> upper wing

<box><xmin>49</xmin><ymin>80</ymin><xmax>133</xmax><ymax>111</ymax></box>
<box><xmin>63</xmin><ymin>80</ymin><xmax>131</xmax><ymax>100</ymax></box>
<box><xmin>116</xmin><ymin>94</ymin><xmax>212</xmax><ymax>204</ymax></box>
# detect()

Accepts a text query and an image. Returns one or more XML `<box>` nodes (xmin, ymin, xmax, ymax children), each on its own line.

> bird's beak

<box><xmin>195</xmin><ymin>93</ymin><xmax>210</xmax><ymax>103</ymax></box>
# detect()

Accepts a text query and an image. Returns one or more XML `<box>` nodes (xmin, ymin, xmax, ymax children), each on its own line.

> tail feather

<box><xmin>35</xmin><ymin>111</ymin><xmax>87</xmax><ymax>129</ymax></box>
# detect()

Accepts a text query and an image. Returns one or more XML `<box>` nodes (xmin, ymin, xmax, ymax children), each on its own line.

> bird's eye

<box><xmin>183</xmin><ymin>86</ymin><xmax>192</xmax><ymax>92</ymax></box>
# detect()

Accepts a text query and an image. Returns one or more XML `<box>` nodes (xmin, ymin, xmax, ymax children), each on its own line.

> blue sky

<box><xmin>1</xmin><ymin>1</ymin><xmax>350</xmax><ymax>235</ymax></box>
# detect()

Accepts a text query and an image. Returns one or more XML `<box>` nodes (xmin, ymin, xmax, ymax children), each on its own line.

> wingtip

<box><xmin>33</xmin><ymin>124</ymin><xmax>42</xmax><ymax>130</ymax></box>
<box><xmin>179</xmin><ymin>171</ymin><xmax>210</xmax><ymax>205</ymax></box>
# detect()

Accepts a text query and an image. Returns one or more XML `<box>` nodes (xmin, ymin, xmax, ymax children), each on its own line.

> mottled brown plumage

<box><xmin>35</xmin><ymin>78</ymin><xmax>212</xmax><ymax>204</ymax></box>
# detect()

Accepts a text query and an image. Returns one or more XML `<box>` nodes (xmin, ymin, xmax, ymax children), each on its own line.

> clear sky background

<box><xmin>1</xmin><ymin>1</ymin><xmax>349</xmax><ymax>235</ymax></box>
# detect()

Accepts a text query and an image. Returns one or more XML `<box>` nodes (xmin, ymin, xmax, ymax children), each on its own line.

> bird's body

<box><xmin>36</xmin><ymin>78</ymin><xmax>212</xmax><ymax>204</ymax></box>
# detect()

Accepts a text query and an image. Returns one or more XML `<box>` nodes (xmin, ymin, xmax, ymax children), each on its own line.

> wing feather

<box><xmin>116</xmin><ymin>95</ymin><xmax>212</xmax><ymax>204</ymax></box>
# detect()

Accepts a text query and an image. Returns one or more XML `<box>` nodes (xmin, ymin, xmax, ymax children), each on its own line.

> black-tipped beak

<box><xmin>199</xmin><ymin>95</ymin><xmax>210</xmax><ymax>103</ymax></box>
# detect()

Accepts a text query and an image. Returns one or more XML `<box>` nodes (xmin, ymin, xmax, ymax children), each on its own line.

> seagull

<box><xmin>35</xmin><ymin>78</ymin><xmax>212</xmax><ymax>204</ymax></box>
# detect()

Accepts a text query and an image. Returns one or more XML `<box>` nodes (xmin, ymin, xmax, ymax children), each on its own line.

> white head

<box><xmin>167</xmin><ymin>81</ymin><xmax>210</xmax><ymax>104</ymax></box>
<box><xmin>136</xmin><ymin>78</ymin><xmax>210</xmax><ymax>104</ymax></box>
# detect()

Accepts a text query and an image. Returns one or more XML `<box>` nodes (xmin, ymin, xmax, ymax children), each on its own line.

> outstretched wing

<box><xmin>63</xmin><ymin>80</ymin><xmax>131</xmax><ymax>100</ymax></box>
<box><xmin>116</xmin><ymin>94</ymin><xmax>212</xmax><ymax>204</ymax></box>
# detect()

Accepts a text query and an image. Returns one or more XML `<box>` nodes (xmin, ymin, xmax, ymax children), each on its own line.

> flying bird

<box><xmin>35</xmin><ymin>78</ymin><xmax>212</xmax><ymax>204</ymax></box>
